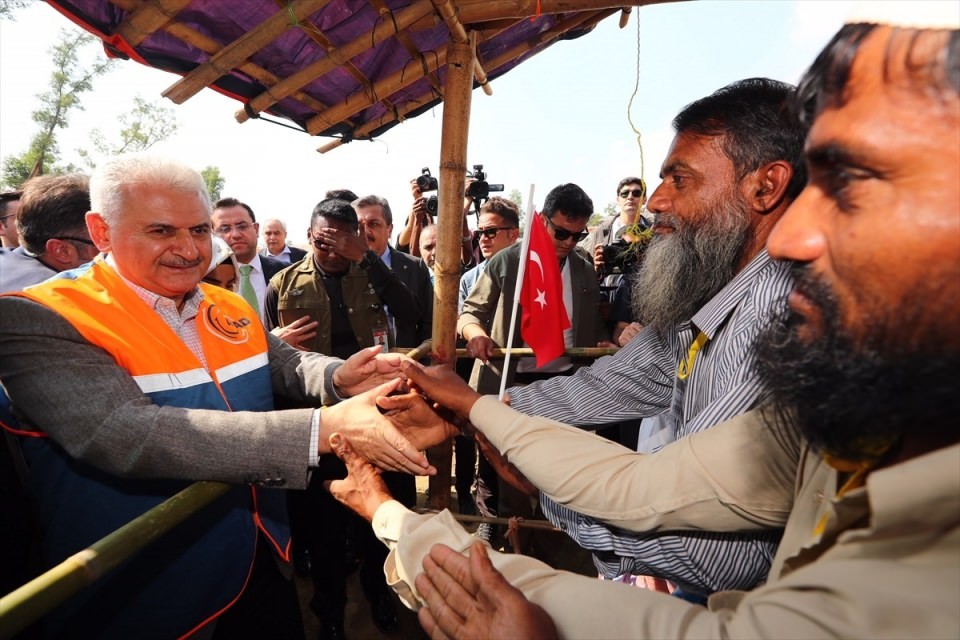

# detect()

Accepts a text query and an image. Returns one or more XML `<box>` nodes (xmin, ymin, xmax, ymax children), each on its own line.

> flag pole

<box><xmin>498</xmin><ymin>184</ymin><xmax>536</xmax><ymax>400</ymax></box>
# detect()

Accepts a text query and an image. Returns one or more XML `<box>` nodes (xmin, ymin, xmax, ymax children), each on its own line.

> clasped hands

<box><xmin>322</xmin><ymin>348</ymin><xmax>480</xmax><ymax>481</ymax></box>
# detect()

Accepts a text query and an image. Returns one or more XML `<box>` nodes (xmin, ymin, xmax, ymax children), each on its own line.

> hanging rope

<box><xmin>624</xmin><ymin>12</ymin><xmax>647</xmax><ymax>218</ymax></box>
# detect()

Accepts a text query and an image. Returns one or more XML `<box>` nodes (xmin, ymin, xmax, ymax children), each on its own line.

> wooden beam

<box><xmin>304</xmin><ymin>43</ymin><xmax>449</xmax><ymax>135</ymax></box>
<box><xmin>162</xmin><ymin>0</ymin><xmax>333</xmax><ymax>104</ymax></box>
<box><xmin>430</xmin><ymin>0</ymin><xmax>493</xmax><ymax>96</ymax></box>
<box><xmin>456</xmin><ymin>0</ymin><xmax>681</xmax><ymax>24</ymax></box>
<box><xmin>234</xmin><ymin>0</ymin><xmax>436</xmax><ymax>123</ymax></box>
<box><xmin>317</xmin><ymin>10</ymin><xmax>613</xmax><ymax>150</ymax></box>
<box><xmin>371</xmin><ymin>0</ymin><xmax>444</xmax><ymax>97</ymax></box>
<box><xmin>426</xmin><ymin>31</ymin><xmax>476</xmax><ymax>512</ymax></box>
<box><xmin>114</xmin><ymin>0</ymin><xmax>193</xmax><ymax>47</ymax></box>
<box><xmin>108</xmin><ymin>0</ymin><xmax>331</xmax><ymax>115</ymax></box>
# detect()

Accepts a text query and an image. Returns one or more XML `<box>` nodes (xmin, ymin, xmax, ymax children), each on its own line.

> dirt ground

<box><xmin>295</xmin><ymin>476</ymin><xmax>597</xmax><ymax>639</ymax></box>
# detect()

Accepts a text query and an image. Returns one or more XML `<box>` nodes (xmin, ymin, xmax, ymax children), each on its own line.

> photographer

<box><xmin>580</xmin><ymin>177</ymin><xmax>651</xmax><ymax>305</ymax></box>
<box><xmin>396</xmin><ymin>168</ymin><xmax>474</xmax><ymax>268</ymax></box>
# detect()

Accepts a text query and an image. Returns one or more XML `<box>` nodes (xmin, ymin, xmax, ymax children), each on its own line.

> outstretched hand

<box><xmin>415</xmin><ymin>542</ymin><xmax>558</xmax><ymax>640</ymax></box>
<box><xmin>377</xmin><ymin>390</ymin><xmax>461</xmax><ymax>451</ymax></box>
<box><xmin>321</xmin><ymin>378</ymin><xmax>436</xmax><ymax>476</ymax></box>
<box><xmin>326</xmin><ymin>433</ymin><xmax>394</xmax><ymax>522</ymax></box>
<box><xmin>334</xmin><ymin>345</ymin><xmax>408</xmax><ymax>397</ymax></box>
<box><xmin>400</xmin><ymin>360</ymin><xmax>481</xmax><ymax>419</ymax></box>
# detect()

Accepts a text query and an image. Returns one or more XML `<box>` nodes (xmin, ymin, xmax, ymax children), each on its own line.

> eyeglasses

<box><xmin>543</xmin><ymin>216</ymin><xmax>588</xmax><ymax>243</ymax></box>
<box><xmin>474</xmin><ymin>226</ymin><xmax>516</xmax><ymax>240</ymax></box>
<box><xmin>53</xmin><ymin>236</ymin><xmax>95</xmax><ymax>246</ymax></box>
<box><xmin>619</xmin><ymin>189</ymin><xmax>644</xmax><ymax>199</ymax></box>
<box><xmin>214</xmin><ymin>222</ymin><xmax>252</xmax><ymax>235</ymax></box>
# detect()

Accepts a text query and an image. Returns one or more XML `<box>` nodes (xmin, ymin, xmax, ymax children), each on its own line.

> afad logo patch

<box><xmin>204</xmin><ymin>304</ymin><xmax>252</xmax><ymax>344</ymax></box>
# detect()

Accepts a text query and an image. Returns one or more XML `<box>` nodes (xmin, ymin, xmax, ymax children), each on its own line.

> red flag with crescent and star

<box><xmin>520</xmin><ymin>212</ymin><xmax>570</xmax><ymax>367</ymax></box>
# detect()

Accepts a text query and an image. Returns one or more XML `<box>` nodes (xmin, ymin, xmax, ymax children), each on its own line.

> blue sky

<box><xmin>0</xmin><ymin>1</ymin><xmax>853</xmax><ymax>240</ymax></box>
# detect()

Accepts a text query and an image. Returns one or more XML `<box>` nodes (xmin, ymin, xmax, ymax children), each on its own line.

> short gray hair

<box><xmin>354</xmin><ymin>194</ymin><xmax>393</xmax><ymax>225</ymax></box>
<box><xmin>90</xmin><ymin>155</ymin><xmax>211</xmax><ymax>223</ymax></box>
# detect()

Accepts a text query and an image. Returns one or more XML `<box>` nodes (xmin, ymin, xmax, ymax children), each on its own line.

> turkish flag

<box><xmin>520</xmin><ymin>213</ymin><xmax>570</xmax><ymax>367</ymax></box>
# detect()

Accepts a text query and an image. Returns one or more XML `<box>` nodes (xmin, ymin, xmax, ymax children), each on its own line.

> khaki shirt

<box><xmin>270</xmin><ymin>258</ymin><xmax>388</xmax><ymax>355</ymax></box>
<box><xmin>375</xmin><ymin>400</ymin><xmax>960</xmax><ymax>639</ymax></box>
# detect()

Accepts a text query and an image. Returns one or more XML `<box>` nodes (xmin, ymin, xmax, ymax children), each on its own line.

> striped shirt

<box><xmin>509</xmin><ymin>249</ymin><xmax>793</xmax><ymax>594</ymax></box>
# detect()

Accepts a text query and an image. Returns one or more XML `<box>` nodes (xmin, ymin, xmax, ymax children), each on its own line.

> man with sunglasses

<box><xmin>458</xmin><ymin>183</ymin><xmax>609</xmax><ymax>547</ymax></box>
<box><xmin>0</xmin><ymin>175</ymin><xmax>99</xmax><ymax>294</ymax></box>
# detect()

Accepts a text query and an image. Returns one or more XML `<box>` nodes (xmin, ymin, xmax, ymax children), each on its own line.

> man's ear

<box><xmin>43</xmin><ymin>238</ymin><xmax>78</xmax><ymax>269</ymax></box>
<box><xmin>86</xmin><ymin>212</ymin><xmax>111</xmax><ymax>252</ymax></box>
<box><xmin>747</xmin><ymin>160</ymin><xmax>793</xmax><ymax>215</ymax></box>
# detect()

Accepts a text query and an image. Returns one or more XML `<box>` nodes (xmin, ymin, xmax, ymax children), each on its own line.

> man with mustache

<box><xmin>329</xmin><ymin>8</ymin><xmax>959</xmax><ymax>636</ymax></box>
<box><xmin>0</xmin><ymin>155</ymin><xmax>433</xmax><ymax>638</ymax></box>
<box><xmin>501</xmin><ymin>78</ymin><xmax>804</xmax><ymax>597</ymax></box>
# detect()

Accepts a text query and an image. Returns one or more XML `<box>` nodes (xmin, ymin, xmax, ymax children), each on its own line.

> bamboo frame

<box><xmin>424</xmin><ymin>32</ymin><xmax>476</xmax><ymax>511</ymax></box>
<box><xmin>0</xmin><ymin>482</ymin><xmax>231</xmax><ymax>638</ymax></box>
<box><xmin>108</xmin><ymin>0</ymin><xmax>332</xmax><ymax>115</ymax></box>
<box><xmin>114</xmin><ymin>0</ymin><xmax>193</xmax><ymax>47</ymax></box>
<box><xmin>162</xmin><ymin>0</ymin><xmax>333</xmax><ymax>104</ymax></box>
<box><xmin>234</xmin><ymin>0</ymin><xmax>437</xmax><ymax>123</ymax></box>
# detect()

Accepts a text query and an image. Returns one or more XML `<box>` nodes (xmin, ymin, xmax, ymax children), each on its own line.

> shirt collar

<box><xmin>688</xmin><ymin>249</ymin><xmax>780</xmax><ymax>339</ymax></box>
<box><xmin>104</xmin><ymin>253</ymin><xmax>205</xmax><ymax>312</ymax></box>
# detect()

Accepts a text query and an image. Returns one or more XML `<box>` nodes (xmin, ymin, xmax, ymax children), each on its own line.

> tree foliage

<box><xmin>0</xmin><ymin>0</ymin><xmax>30</xmax><ymax>20</ymax></box>
<box><xmin>201</xmin><ymin>166</ymin><xmax>225</xmax><ymax>201</ymax></box>
<box><xmin>2</xmin><ymin>28</ymin><xmax>179</xmax><ymax>189</ymax></box>
<box><xmin>1</xmin><ymin>30</ymin><xmax>112</xmax><ymax>188</ymax></box>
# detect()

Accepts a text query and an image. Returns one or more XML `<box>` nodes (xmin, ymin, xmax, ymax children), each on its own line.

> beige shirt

<box><xmin>374</xmin><ymin>398</ymin><xmax>960</xmax><ymax>639</ymax></box>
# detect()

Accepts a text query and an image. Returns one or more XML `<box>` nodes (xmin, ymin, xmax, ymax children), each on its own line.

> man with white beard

<box><xmin>503</xmin><ymin>78</ymin><xmax>805</xmax><ymax>599</ymax></box>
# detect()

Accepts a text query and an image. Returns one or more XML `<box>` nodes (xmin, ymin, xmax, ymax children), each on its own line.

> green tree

<box><xmin>507</xmin><ymin>188</ymin><xmax>523</xmax><ymax>211</ymax></box>
<box><xmin>201</xmin><ymin>166</ymin><xmax>225</xmax><ymax>201</ymax></box>
<box><xmin>1</xmin><ymin>29</ymin><xmax>112</xmax><ymax>188</ymax></box>
<box><xmin>79</xmin><ymin>96</ymin><xmax>178</xmax><ymax>167</ymax></box>
<box><xmin>0</xmin><ymin>0</ymin><xmax>30</xmax><ymax>20</ymax></box>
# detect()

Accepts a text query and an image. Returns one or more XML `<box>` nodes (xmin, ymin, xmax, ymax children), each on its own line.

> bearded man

<box><xmin>328</xmin><ymin>5</ymin><xmax>959</xmax><ymax>636</ymax></box>
<box><xmin>496</xmin><ymin>77</ymin><xmax>807</xmax><ymax>597</ymax></box>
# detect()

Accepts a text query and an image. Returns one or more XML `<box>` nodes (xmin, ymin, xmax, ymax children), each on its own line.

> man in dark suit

<box><xmin>354</xmin><ymin>194</ymin><xmax>433</xmax><ymax>350</ymax></box>
<box><xmin>261</xmin><ymin>217</ymin><xmax>308</xmax><ymax>264</ymax></box>
<box><xmin>0</xmin><ymin>155</ymin><xmax>433</xmax><ymax>638</ymax></box>
<box><xmin>212</xmin><ymin>197</ymin><xmax>286</xmax><ymax>323</ymax></box>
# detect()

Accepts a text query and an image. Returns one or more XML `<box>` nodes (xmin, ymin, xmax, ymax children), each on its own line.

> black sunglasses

<box><xmin>619</xmin><ymin>189</ymin><xmax>644</xmax><ymax>198</ymax></box>
<box><xmin>543</xmin><ymin>216</ymin><xmax>588</xmax><ymax>243</ymax></box>
<box><xmin>474</xmin><ymin>226</ymin><xmax>516</xmax><ymax>240</ymax></box>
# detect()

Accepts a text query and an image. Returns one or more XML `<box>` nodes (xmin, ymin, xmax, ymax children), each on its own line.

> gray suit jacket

<box><xmin>0</xmin><ymin>296</ymin><xmax>342</xmax><ymax>490</ymax></box>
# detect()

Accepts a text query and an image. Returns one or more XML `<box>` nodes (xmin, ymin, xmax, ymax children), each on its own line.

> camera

<box><xmin>600</xmin><ymin>239</ymin><xmax>647</xmax><ymax>278</ymax></box>
<box><xmin>425</xmin><ymin>195</ymin><xmax>438</xmax><ymax>215</ymax></box>
<box><xmin>415</xmin><ymin>167</ymin><xmax>438</xmax><ymax>192</ymax></box>
<box><xmin>465</xmin><ymin>164</ymin><xmax>503</xmax><ymax>201</ymax></box>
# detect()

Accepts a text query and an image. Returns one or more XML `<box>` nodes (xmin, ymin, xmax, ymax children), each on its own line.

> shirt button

<box><xmin>813</xmin><ymin>490</ymin><xmax>824</xmax><ymax>504</ymax></box>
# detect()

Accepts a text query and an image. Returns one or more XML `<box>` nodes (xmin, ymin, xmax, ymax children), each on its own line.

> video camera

<box><xmin>466</xmin><ymin>164</ymin><xmax>504</xmax><ymax>202</ymax></box>
<box><xmin>599</xmin><ymin>239</ymin><xmax>648</xmax><ymax>278</ymax></box>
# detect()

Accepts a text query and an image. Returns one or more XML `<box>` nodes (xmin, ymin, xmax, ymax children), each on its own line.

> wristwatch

<box><xmin>358</xmin><ymin>249</ymin><xmax>379</xmax><ymax>270</ymax></box>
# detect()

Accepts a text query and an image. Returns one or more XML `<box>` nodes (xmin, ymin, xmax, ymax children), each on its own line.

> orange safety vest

<box><xmin>8</xmin><ymin>258</ymin><xmax>290</xmax><ymax>638</ymax></box>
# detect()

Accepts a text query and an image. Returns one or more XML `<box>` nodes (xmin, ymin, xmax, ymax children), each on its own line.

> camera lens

<box><xmin>426</xmin><ymin>195</ymin><xmax>438</xmax><ymax>214</ymax></box>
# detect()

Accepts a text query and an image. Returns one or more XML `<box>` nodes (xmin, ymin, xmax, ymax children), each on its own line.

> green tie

<box><xmin>238</xmin><ymin>264</ymin><xmax>259</xmax><ymax>314</ymax></box>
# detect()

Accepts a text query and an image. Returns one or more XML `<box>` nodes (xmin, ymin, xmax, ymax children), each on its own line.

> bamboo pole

<box><xmin>305</xmin><ymin>43</ymin><xmax>449</xmax><ymax>135</ymax></box>
<box><xmin>456</xmin><ymin>0</ymin><xmax>681</xmax><ymax>24</ymax></box>
<box><xmin>163</xmin><ymin>0</ymin><xmax>333</xmax><ymax>104</ymax></box>
<box><xmin>391</xmin><ymin>346</ymin><xmax>620</xmax><ymax>359</ymax></box>
<box><xmin>235</xmin><ymin>0</ymin><xmax>436</xmax><ymax>123</ymax></box>
<box><xmin>316</xmin><ymin>9</ymin><xmax>611</xmax><ymax>151</ymax></box>
<box><xmin>0</xmin><ymin>482</ymin><xmax>231</xmax><ymax>638</ymax></box>
<box><xmin>429</xmin><ymin>0</ymin><xmax>493</xmax><ymax>96</ymax></box>
<box><xmin>114</xmin><ymin>0</ymin><xmax>193</xmax><ymax>47</ymax></box>
<box><xmin>425</xmin><ymin>31</ymin><xmax>475</xmax><ymax>511</ymax></box>
<box><xmin>108</xmin><ymin>0</ymin><xmax>331</xmax><ymax>115</ymax></box>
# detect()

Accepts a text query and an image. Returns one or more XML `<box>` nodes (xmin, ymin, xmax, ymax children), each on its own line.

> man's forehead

<box><xmin>358</xmin><ymin>206</ymin><xmax>385</xmax><ymax>222</ymax></box>
<box><xmin>212</xmin><ymin>205</ymin><xmax>251</xmax><ymax>222</ymax></box>
<box><xmin>661</xmin><ymin>132</ymin><xmax>730</xmax><ymax>175</ymax></box>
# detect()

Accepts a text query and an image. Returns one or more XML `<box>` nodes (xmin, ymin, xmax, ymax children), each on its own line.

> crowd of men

<box><xmin>0</xmin><ymin>4</ymin><xmax>957</xmax><ymax>640</ymax></box>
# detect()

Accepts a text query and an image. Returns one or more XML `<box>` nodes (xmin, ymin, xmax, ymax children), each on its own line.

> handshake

<box><xmin>321</xmin><ymin>351</ymin><xmax>531</xmax><ymax>522</ymax></box>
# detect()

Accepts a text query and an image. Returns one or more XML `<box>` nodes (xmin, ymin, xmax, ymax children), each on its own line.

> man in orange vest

<box><xmin>0</xmin><ymin>154</ymin><xmax>433</xmax><ymax>639</ymax></box>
